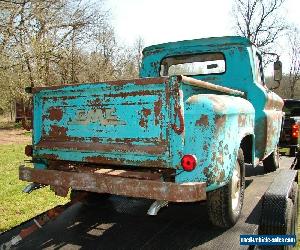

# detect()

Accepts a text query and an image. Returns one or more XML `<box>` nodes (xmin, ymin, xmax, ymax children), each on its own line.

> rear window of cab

<box><xmin>160</xmin><ymin>52</ymin><xmax>225</xmax><ymax>76</ymax></box>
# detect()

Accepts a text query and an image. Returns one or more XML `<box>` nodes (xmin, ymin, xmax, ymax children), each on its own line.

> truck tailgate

<box><xmin>32</xmin><ymin>77</ymin><xmax>172</xmax><ymax>168</ymax></box>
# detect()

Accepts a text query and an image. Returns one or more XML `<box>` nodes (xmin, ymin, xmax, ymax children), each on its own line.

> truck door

<box><xmin>253</xmin><ymin>52</ymin><xmax>283</xmax><ymax>159</ymax></box>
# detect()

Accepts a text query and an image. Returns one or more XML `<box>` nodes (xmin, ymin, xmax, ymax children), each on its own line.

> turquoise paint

<box><xmin>141</xmin><ymin>35</ymin><xmax>283</xmax><ymax>161</ymax></box>
<box><xmin>175</xmin><ymin>93</ymin><xmax>254</xmax><ymax>191</ymax></box>
<box><xmin>31</xmin><ymin>36</ymin><xmax>283</xmax><ymax>192</ymax></box>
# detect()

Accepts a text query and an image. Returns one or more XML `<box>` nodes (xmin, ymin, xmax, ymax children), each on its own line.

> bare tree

<box><xmin>134</xmin><ymin>36</ymin><xmax>144</xmax><ymax>72</ymax></box>
<box><xmin>0</xmin><ymin>0</ymin><xmax>145</xmax><ymax>118</ymax></box>
<box><xmin>232</xmin><ymin>0</ymin><xmax>287</xmax><ymax>55</ymax></box>
<box><xmin>288</xmin><ymin>27</ymin><xmax>300</xmax><ymax>98</ymax></box>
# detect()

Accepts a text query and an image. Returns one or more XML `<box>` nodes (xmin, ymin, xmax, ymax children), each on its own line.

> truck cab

<box><xmin>141</xmin><ymin>36</ymin><xmax>283</xmax><ymax>166</ymax></box>
<box><xmin>20</xmin><ymin>36</ymin><xmax>283</xmax><ymax>228</ymax></box>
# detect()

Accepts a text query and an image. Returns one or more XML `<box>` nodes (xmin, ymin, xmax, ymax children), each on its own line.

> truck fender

<box><xmin>176</xmin><ymin>94</ymin><xmax>255</xmax><ymax>192</ymax></box>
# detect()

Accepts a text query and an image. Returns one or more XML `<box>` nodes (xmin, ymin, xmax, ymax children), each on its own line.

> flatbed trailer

<box><xmin>0</xmin><ymin>157</ymin><xmax>298</xmax><ymax>250</ymax></box>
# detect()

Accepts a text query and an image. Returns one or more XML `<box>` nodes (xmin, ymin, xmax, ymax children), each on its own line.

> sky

<box><xmin>104</xmin><ymin>0</ymin><xmax>300</xmax><ymax>73</ymax></box>
<box><xmin>106</xmin><ymin>0</ymin><xmax>233</xmax><ymax>45</ymax></box>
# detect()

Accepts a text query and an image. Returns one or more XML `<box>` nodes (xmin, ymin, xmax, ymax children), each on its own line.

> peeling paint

<box><xmin>48</xmin><ymin>107</ymin><xmax>63</xmax><ymax>121</ymax></box>
<box><xmin>26</xmin><ymin>36</ymin><xmax>283</xmax><ymax>200</ymax></box>
<box><xmin>196</xmin><ymin>115</ymin><xmax>209</xmax><ymax>127</ymax></box>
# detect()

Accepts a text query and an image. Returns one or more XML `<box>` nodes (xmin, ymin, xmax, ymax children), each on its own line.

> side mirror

<box><xmin>274</xmin><ymin>60</ymin><xmax>282</xmax><ymax>81</ymax></box>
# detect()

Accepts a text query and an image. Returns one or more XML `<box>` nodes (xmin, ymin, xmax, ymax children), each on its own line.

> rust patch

<box><xmin>48</xmin><ymin>107</ymin><xmax>63</xmax><ymax>121</ymax></box>
<box><xmin>142</xmin><ymin>108</ymin><xmax>151</xmax><ymax>117</ymax></box>
<box><xmin>139</xmin><ymin>108</ymin><xmax>152</xmax><ymax>128</ymax></box>
<box><xmin>50</xmin><ymin>185</ymin><xmax>69</xmax><ymax>197</ymax></box>
<box><xmin>265</xmin><ymin>92</ymin><xmax>284</xmax><ymax>110</ymax></box>
<box><xmin>154</xmin><ymin>99</ymin><xmax>163</xmax><ymax>125</ymax></box>
<box><xmin>37</xmin><ymin>153</ymin><xmax>59</xmax><ymax>160</ymax></box>
<box><xmin>216</xmin><ymin>170</ymin><xmax>225</xmax><ymax>183</ymax></box>
<box><xmin>89</xmin><ymin>97</ymin><xmax>102</xmax><ymax>106</ymax></box>
<box><xmin>203</xmin><ymin>167</ymin><xmax>209</xmax><ymax>175</ymax></box>
<box><xmin>48</xmin><ymin>125</ymin><xmax>68</xmax><ymax>139</ymax></box>
<box><xmin>19</xmin><ymin>166</ymin><xmax>206</xmax><ymax>202</ymax></box>
<box><xmin>203</xmin><ymin>164</ymin><xmax>214</xmax><ymax>185</ymax></box>
<box><xmin>214</xmin><ymin>114</ymin><xmax>226</xmax><ymax>131</ymax></box>
<box><xmin>196</xmin><ymin>115</ymin><xmax>209</xmax><ymax>127</ymax></box>
<box><xmin>84</xmin><ymin>155</ymin><xmax>168</xmax><ymax>168</ymax></box>
<box><xmin>238</xmin><ymin>114</ymin><xmax>246</xmax><ymax>127</ymax></box>
<box><xmin>179</xmin><ymin>75</ymin><xmax>244</xmax><ymax>97</ymax></box>
<box><xmin>211</xmin><ymin>152</ymin><xmax>216</xmax><ymax>162</ymax></box>
<box><xmin>139</xmin><ymin>118</ymin><xmax>146</xmax><ymax>128</ymax></box>
<box><xmin>209</xmin><ymin>96</ymin><xmax>227</xmax><ymax>112</ymax></box>
<box><xmin>216</xmin><ymin>152</ymin><xmax>224</xmax><ymax>165</ymax></box>
<box><xmin>105</xmin><ymin>90</ymin><xmax>160</xmax><ymax>98</ymax></box>
<box><xmin>36</xmin><ymin>141</ymin><xmax>167</xmax><ymax>155</ymax></box>
<box><xmin>203</xmin><ymin>164</ymin><xmax>225</xmax><ymax>186</ymax></box>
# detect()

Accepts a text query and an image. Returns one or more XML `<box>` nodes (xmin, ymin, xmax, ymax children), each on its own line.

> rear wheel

<box><xmin>295</xmin><ymin>149</ymin><xmax>300</xmax><ymax>170</ymax></box>
<box><xmin>207</xmin><ymin>148</ymin><xmax>245</xmax><ymax>228</ymax></box>
<box><xmin>263</xmin><ymin>147</ymin><xmax>280</xmax><ymax>173</ymax></box>
<box><xmin>290</xmin><ymin>147</ymin><xmax>297</xmax><ymax>157</ymax></box>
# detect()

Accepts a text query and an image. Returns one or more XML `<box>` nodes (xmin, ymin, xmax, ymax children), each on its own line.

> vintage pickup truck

<box><xmin>20</xmin><ymin>36</ymin><xmax>284</xmax><ymax>228</ymax></box>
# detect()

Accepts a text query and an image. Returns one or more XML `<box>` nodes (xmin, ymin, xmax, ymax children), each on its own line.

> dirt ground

<box><xmin>0</xmin><ymin>124</ymin><xmax>31</xmax><ymax>145</ymax></box>
<box><xmin>0</xmin><ymin>117</ymin><xmax>31</xmax><ymax>145</ymax></box>
<box><xmin>0</xmin><ymin>128</ymin><xmax>31</xmax><ymax>145</ymax></box>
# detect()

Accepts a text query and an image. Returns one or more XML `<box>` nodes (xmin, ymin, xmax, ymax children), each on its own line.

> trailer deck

<box><xmin>0</xmin><ymin>157</ymin><xmax>297</xmax><ymax>250</ymax></box>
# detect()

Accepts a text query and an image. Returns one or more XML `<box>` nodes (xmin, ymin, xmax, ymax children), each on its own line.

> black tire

<box><xmin>290</xmin><ymin>147</ymin><xmax>296</xmax><ymax>157</ymax></box>
<box><xmin>207</xmin><ymin>148</ymin><xmax>245</xmax><ymax>228</ymax></box>
<box><xmin>263</xmin><ymin>147</ymin><xmax>280</xmax><ymax>173</ymax></box>
<box><xmin>295</xmin><ymin>150</ymin><xmax>300</xmax><ymax>170</ymax></box>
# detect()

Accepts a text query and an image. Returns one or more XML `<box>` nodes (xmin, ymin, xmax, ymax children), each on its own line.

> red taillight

<box><xmin>181</xmin><ymin>154</ymin><xmax>197</xmax><ymax>171</ymax></box>
<box><xmin>292</xmin><ymin>124</ymin><xmax>299</xmax><ymax>138</ymax></box>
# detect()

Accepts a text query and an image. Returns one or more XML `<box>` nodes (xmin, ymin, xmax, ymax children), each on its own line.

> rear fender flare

<box><xmin>176</xmin><ymin>94</ymin><xmax>255</xmax><ymax>192</ymax></box>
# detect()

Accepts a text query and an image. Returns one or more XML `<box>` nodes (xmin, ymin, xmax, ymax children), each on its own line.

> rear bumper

<box><xmin>19</xmin><ymin>166</ymin><xmax>207</xmax><ymax>202</ymax></box>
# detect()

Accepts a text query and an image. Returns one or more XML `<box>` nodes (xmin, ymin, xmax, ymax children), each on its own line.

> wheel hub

<box><xmin>231</xmin><ymin>161</ymin><xmax>241</xmax><ymax>211</ymax></box>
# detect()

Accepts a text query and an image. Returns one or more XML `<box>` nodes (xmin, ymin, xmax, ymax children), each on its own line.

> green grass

<box><xmin>0</xmin><ymin>144</ymin><xmax>68</xmax><ymax>232</ymax></box>
<box><xmin>297</xmin><ymin>181</ymin><xmax>300</xmax><ymax>249</ymax></box>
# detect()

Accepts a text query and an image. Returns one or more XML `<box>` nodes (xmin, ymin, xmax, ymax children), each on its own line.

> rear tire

<box><xmin>295</xmin><ymin>150</ymin><xmax>300</xmax><ymax>170</ymax></box>
<box><xmin>207</xmin><ymin>148</ymin><xmax>245</xmax><ymax>228</ymax></box>
<box><xmin>290</xmin><ymin>147</ymin><xmax>296</xmax><ymax>157</ymax></box>
<box><xmin>263</xmin><ymin>147</ymin><xmax>280</xmax><ymax>173</ymax></box>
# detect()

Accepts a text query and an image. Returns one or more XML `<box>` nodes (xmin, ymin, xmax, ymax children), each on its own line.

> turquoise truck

<box><xmin>20</xmin><ymin>36</ymin><xmax>284</xmax><ymax>228</ymax></box>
